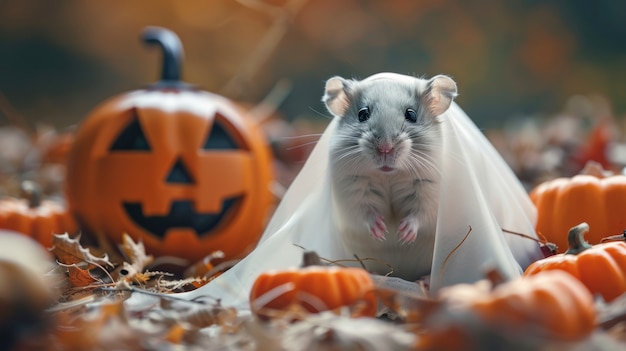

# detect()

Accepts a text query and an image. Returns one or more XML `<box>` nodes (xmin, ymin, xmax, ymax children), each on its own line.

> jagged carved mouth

<box><xmin>122</xmin><ymin>197</ymin><xmax>242</xmax><ymax>238</ymax></box>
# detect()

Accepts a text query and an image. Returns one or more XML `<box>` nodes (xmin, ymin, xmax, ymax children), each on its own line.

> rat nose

<box><xmin>377</xmin><ymin>142</ymin><xmax>394</xmax><ymax>155</ymax></box>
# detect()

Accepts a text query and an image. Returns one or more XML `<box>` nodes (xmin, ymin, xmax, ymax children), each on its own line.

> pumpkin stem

<box><xmin>580</xmin><ymin>160</ymin><xmax>611</xmax><ymax>178</ymax></box>
<box><xmin>301</xmin><ymin>251</ymin><xmax>323</xmax><ymax>267</ymax></box>
<box><xmin>565</xmin><ymin>222</ymin><xmax>593</xmax><ymax>255</ymax></box>
<box><xmin>142</xmin><ymin>26</ymin><xmax>183</xmax><ymax>83</ymax></box>
<box><xmin>20</xmin><ymin>180</ymin><xmax>41</xmax><ymax>208</ymax></box>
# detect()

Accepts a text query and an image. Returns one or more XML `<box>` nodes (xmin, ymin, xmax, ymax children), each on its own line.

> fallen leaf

<box><xmin>164</xmin><ymin>323</ymin><xmax>187</xmax><ymax>344</ymax></box>
<box><xmin>184</xmin><ymin>250</ymin><xmax>225</xmax><ymax>278</ymax></box>
<box><xmin>50</xmin><ymin>233</ymin><xmax>113</xmax><ymax>270</ymax></box>
<box><xmin>120</xmin><ymin>233</ymin><xmax>153</xmax><ymax>272</ymax></box>
<box><xmin>281</xmin><ymin>312</ymin><xmax>417</xmax><ymax>350</ymax></box>
<box><xmin>62</xmin><ymin>263</ymin><xmax>101</xmax><ymax>288</ymax></box>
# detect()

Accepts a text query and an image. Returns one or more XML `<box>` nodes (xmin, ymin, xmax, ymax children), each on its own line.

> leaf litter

<box><xmin>8</xmin><ymin>231</ymin><xmax>626</xmax><ymax>350</ymax></box>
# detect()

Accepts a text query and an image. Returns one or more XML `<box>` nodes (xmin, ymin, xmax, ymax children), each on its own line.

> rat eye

<box><xmin>358</xmin><ymin>107</ymin><xmax>370</xmax><ymax>122</ymax></box>
<box><xmin>405</xmin><ymin>108</ymin><xmax>417</xmax><ymax>123</ymax></box>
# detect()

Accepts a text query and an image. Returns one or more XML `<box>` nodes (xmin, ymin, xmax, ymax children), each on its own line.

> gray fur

<box><xmin>323</xmin><ymin>74</ymin><xmax>457</xmax><ymax>280</ymax></box>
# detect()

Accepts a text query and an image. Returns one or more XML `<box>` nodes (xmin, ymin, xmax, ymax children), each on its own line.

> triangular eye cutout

<box><xmin>165</xmin><ymin>157</ymin><xmax>195</xmax><ymax>184</ymax></box>
<box><xmin>109</xmin><ymin>108</ymin><xmax>151</xmax><ymax>151</ymax></box>
<box><xmin>203</xmin><ymin>119</ymin><xmax>240</xmax><ymax>150</ymax></box>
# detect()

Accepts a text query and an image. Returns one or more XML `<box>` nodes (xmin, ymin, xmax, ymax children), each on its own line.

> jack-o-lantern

<box><xmin>65</xmin><ymin>27</ymin><xmax>274</xmax><ymax>262</ymax></box>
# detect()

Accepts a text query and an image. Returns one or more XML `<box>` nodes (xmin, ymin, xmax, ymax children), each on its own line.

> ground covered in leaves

<box><xmin>2</xmin><ymin>230</ymin><xmax>624</xmax><ymax>351</ymax></box>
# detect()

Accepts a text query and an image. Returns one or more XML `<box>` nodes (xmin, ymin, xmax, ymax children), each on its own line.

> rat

<box><xmin>322</xmin><ymin>73</ymin><xmax>458</xmax><ymax>281</ymax></box>
<box><xmin>183</xmin><ymin>73</ymin><xmax>542</xmax><ymax>308</ymax></box>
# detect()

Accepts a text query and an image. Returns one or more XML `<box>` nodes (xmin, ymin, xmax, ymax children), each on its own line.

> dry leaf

<box><xmin>114</xmin><ymin>262</ymin><xmax>167</xmax><ymax>287</ymax></box>
<box><xmin>61</xmin><ymin>263</ymin><xmax>102</xmax><ymax>288</ymax></box>
<box><xmin>156</xmin><ymin>276</ymin><xmax>207</xmax><ymax>292</ymax></box>
<box><xmin>376</xmin><ymin>288</ymin><xmax>440</xmax><ymax>323</ymax></box>
<box><xmin>50</xmin><ymin>233</ymin><xmax>113</xmax><ymax>270</ymax></box>
<box><xmin>281</xmin><ymin>313</ymin><xmax>417</xmax><ymax>351</ymax></box>
<box><xmin>120</xmin><ymin>233</ymin><xmax>153</xmax><ymax>272</ymax></box>
<box><xmin>184</xmin><ymin>250</ymin><xmax>225</xmax><ymax>278</ymax></box>
<box><xmin>51</xmin><ymin>299</ymin><xmax>142</xmax><ymax>350</ymax></box>
<box><xmin>164</xmin><ymin>323</ymin><xmax>187</xmax><ymax>344</ymax></box>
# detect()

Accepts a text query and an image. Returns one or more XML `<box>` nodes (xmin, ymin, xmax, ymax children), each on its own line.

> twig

<box><xmin>96</xmin><ymin>286</ymin><xmax>222</xmax><ymax>306</ymax></box>
<box><xmin>222</xmin><ymin>0</ymin><xmax>309</xmax><ymax>97</ymax></box>
<box><xmin>438</xmin><ymin>226</ymin><xmax>472</xmax><ymax>280</ymax></box>
<box><xmin>501</xmin><ymin>227</ymin><xmax>544</xmax><ymax>244</ymax></box>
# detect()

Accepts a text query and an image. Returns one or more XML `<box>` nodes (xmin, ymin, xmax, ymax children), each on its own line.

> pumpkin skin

<box><xmin>420</xmin><ymin>270</ymin><xmax>596</xmax><ymax>348</ymax></box>
<box><xmin>524</xmin><ymin>222</ymin><xmax>626</xmax><ymax>302</ymax></box>
<box><xmin>0</xmin><ymin>182</ymin><xmax>77</xmax><ymax>248</ymax></box>
<box><xmin>65</xmin><ymin>27</ymin><xmax>274</xmax><ymax>262</ymax></box>
<box><xmin>249</xmin><ymin>265</ymin><xmax>378</xmax><ymax>317</ymax></box>
<box><xmin>530</xmin><ymin>169</ymin><xmax>626</xmax><ymax>252</ymax></box>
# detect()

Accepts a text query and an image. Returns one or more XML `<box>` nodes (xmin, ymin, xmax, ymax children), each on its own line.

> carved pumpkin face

<box><xmin>65</xmin><ymin>88</ymin><xmax>274</xmax><ymax>262</ymax></box>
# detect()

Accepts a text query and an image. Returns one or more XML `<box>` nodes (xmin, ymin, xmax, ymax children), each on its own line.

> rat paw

<box><xmin>367</xmin><ymin>211</ymin><xmax>387</xmax><ymax>241</ymax></box>
<box><xmin>397</xmin><ymin>216</ymin><xmax>419</xmax><ymax>245</ymax></box>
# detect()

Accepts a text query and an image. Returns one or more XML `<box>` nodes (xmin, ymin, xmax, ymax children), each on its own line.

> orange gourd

<box><xmin>0</xmin><ymin>181</ymin><xmax>77</xmax><ymax>247</ymax></box>
<box><xmin>65</xmin><ymin>27</ymin><xmax>274</xmax><ymax>263</ymax></box>
<box><xmin>530</xmin><ymin>162</ymin><xmax>626</xmax><ymax>252</ymax></box>
<box><xmin>249</xmin><ymin>252</ymin><xmax>378</xmax><ymax>318</ymax></box>
<box><xmin>419</xmin><ymin>269</ymin><xmax>596</xmax><ymax>349</ymax></box>
<box><xmin>524</xmin><ymin>222</ymin><xmax>626</xmax><ymax>302</ymax></box>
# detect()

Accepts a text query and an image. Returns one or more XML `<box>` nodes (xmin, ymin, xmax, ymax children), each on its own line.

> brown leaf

<box><xmin>62</xmin><ymin>263</ymin><xmax>101</xmax><ymax>288</ymax></box>
<box><xmin>120</xmin><ymin>233</ymin><xmax>153</xmax><ymax>272</ymax></box>
<box><xmin>281</xmin><ymin>312</ymin><xmax>417</xmax><ymax>350</ymax></box>
<box><xmin>180</xmin><ymin>305</ymin><xmax>239</xmax><ymax>329</ymax></box>
<box><xmin>156</xmin><ymin>276</ymin><xmax>206</xmax><ymax>292</ymax></box>
<box><xmin>376</xmin><ymin>288</ymin><xmax>440</xmax><ymax>323</ymax></box>
<box><xmin>50</xmin><ymin>233</ymin><xmax>114</xmax><ymax>269</ymax></box>
<box><xmin>52</xmin><ymin>299</ymin><xmax>142</xmax><ymax>350</ymax></box>
<box><xmin>113</xmin><ymin>262</ymin><xmax>171</xmax><ymax>288</ymax></box>
<box><xmin>183</xmin><ymin>250</ymin><xmax>225</xmax><ymax>279</ymax></box>
<box><xmin>164</xmin><ymin>323</ymin><xmax>187</xmax><ymax>344</ymax></box>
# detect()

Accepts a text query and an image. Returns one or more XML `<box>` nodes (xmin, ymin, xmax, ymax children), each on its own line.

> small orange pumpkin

<box><xmin>249</xmin><ymin>252</ymin><xmax>378</xmax><ymax>318</ymax></box>
<box><xmin>524</xmin><ymin>222</ymin><xmax>626</xmax><ymax>302</ymax></box>
<box><xmin>530</xmin><ymin>162</ymin><xmax>626</xmax><ymax>252</ymax></box>
<box><xmin>65</xmin><ymin>27</ymin><xmax>274</xmax><ymax>263</ymax></box>
<box><xmin>0</xmin><ymin>181</ymin><xmax>77</xmax><ymax>247</ymax></box>
<box><xmin>418</xmin><ymin>269</ymin><xmax>596</xmax><ymax>349</ymax></box>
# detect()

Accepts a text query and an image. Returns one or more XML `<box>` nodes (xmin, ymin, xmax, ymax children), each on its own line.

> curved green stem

<box><xmin>20</xmin><ymin>180</ymin><xmax>41</xmax><ymax>208</ymax></box>
<box><xmin>142</xmin><ymin>26</ymin><xmax>183</xmax><ymax>83</ymax></box>
<box><xmin>301</xmin><ymin>251</ymin><xmax>323</xmax><ymax>267</ymax></box>
<box><xmin>565</xmin><ymin>222</ymin><xmax>593</xmax><ymax>255</ymax></box>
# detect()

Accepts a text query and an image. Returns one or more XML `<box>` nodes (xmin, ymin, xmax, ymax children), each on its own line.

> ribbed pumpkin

<box><xmin>249</xmin><ymin>252</ymin><xmax>377</xmax><ymax>318</ymax></box>
<box><xmin>530</xmin><ymin>162</ymin><xmax>626</xmax><ymax>252</ymax></box>
<box><xmin>0</xmin><ymin>181</ymin><xmax>77</xmax><ymax>247</ymax></box>
<box><xmin>524</xmin><ymin>222</ymin><xmax>626</xmax><ymax>302</ymax></box>
<box><xmin>419</xmin><ymin>269</ymin><xmax>596</xmax><ymax>349</ymax></box>
<box><xmin>65</xmin><ymin>27</ymin><xmax>274</xmax><ymax>263</ymax></box>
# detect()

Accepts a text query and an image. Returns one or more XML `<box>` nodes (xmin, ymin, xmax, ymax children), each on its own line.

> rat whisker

<box><xmin>406</xmin><ymin>152</ymin><xmax>440</xmax><ymax>180</ymax></box>
<box><xmin>285</xmin><ymin>140</ymin><xmax>321</xmax><ymax>151</ymax></box>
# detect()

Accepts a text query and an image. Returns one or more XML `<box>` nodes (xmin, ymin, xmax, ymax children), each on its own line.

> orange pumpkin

<box><xmin>0</xmin><ymin>181</ymin><xmax>77</xmax><ymax>247</ymax></box>
<box><xmin>524</xmin><ymin>222</ymin><xmax>626</xmax><ymax>302</ymax></box>
<box><xmin>249</xmin><ymin>252</ymin><xmax>378</xmax><ymax>318</ymax></box>
<box><xmin>65</xmin><ymin>27</ymin><xmax>274</xmax><ymax>263</ymax></box>
<box><xmin>419</xmin><ymin>269</ymin><xmax>596</xmax><ymax>349</ymax></box>
<box><xmin>530</xmin><ymin>162</ymin><xmax>626</xmax><ymax>252</ymax></box>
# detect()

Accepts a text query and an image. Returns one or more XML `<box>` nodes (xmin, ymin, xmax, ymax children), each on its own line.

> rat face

<box><xmin>325</xmin><ymin>77</ymin><xmax>449</xmax><ymax>179</ymax></box>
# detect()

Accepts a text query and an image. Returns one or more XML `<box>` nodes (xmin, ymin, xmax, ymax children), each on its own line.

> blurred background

<box><xmin>0</xmin><ymin>0</ymin><xmax>625</xmax><ymax>189</ymax></box>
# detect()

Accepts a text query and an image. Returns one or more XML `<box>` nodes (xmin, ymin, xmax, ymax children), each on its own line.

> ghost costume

<box><xmin>179</xmin><ymin>73</ymin><xmax>543</xmax><ymax>310</ymax></box>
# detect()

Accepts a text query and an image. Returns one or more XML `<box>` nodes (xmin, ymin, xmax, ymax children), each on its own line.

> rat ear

<box><xmin>323</xmin><ymin>76</ymin><xmax>352</xmax><ymax>117</ymax></box>
<box><xmin>422</xmin><ymin>75</ymin><xmax>458</xmax><ymax>117</ymax></box>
